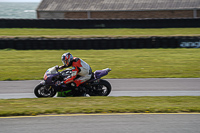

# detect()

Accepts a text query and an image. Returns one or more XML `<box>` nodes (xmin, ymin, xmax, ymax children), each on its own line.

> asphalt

<box><xmin>1</xmin><ymin>114</ymin><xmax>200</xmax><ymax>133</ymax></box>
<box><xmin>0</xmin><ymin>79</ymin><xmax>200</xmax><ymax>133</ymax></box>
<box><xmin>0</xmin><ymin>78</ymin><xmax>200</xmax><ymax>99</ymax></box>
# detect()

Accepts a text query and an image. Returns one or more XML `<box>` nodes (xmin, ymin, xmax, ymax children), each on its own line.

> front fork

<box><xmin>40</xmin><ymin>80</ymin><xmax>55</xmax><ymax>92</ymax></box>
<box><xmin>40</xmin><ymin>80</ymin><xmax>46</xmax><ymax>85</ymax></box>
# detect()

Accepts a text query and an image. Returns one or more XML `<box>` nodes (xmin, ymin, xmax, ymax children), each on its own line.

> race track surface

<box><xmin>0</xmin><ymin>78</ymin><xmax>199</xmax><ymax>99</ymax></box>
<box><xmin>0</xmin><ymin>79</ymin><xmax>200</xmax><ymax>133</ymax></box>
<box><xmin>1</xmin><ymin>114</ymin><xmax>200</xmax><ymax>133</ymax></box>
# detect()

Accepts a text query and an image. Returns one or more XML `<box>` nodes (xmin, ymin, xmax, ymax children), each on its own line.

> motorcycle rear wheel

<box><xmin>89</xmin><ymin>79</ymin><xmax>111</xmax><ymax>96</ymax></box>
<box><xmin>34</xmin><ymin>84</ymin><xmax>57</xmax><ymax>98</ymax></box>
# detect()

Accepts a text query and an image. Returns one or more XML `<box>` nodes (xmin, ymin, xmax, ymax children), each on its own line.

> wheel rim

<box><xmin>98</xmin><ymin>85</ymin><xmax>108</xmax><ymax>96</ymax></box>
<box><xmin>38</xmin><ymin>85</ymin><xmax>55</xmax><ymax>97</ymax></box>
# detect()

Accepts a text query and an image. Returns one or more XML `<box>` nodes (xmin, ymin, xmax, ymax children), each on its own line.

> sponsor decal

<box><xmin>44</xmin><ymin>73</ymin><xmax>48</xmax><ymax>80</ymax></box>
<box><xmin>180</xmin><ymin>40</ymin><xmax>200</xmax><ymax>48</ymax></box>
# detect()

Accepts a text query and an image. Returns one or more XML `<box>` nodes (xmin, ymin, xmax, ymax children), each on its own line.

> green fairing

<box><xmin>57</xmin><ymin>90</ymin><xmax>72</xmax><ymax>97</ymax></box>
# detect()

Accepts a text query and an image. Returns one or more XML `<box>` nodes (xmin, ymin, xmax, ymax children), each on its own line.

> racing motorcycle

<box><xmin>34</xmin><ymin>66</ymin><xmax>112</xmax><ymax>98</ymax></box>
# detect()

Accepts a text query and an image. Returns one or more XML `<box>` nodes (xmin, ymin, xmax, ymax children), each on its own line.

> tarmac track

<box><xmin>0</xmin><ymin>78</ymin><xmax>200</xmax><ymax>99</ymax></box>
<box><xmin>0</xmin><ymin>113</ymin><xmax>200</xmax><ymax>133</ymax></box>
<box><xmin>0</xmin><ymin>78</ymin><xmax>200</xmax><ymax>133</ymax></box>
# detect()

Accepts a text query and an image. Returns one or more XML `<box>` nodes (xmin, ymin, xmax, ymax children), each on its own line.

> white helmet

<box><xmin>61</xmin><ymin>52</ymin><xmax>73</xmax><ymax>66</ymax></box>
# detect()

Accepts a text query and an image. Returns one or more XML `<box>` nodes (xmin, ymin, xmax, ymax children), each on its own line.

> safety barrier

<box><xmin>0</xmin><ymin>37</ymin><xmax>199</xmax><ymax>50</ymax></box>
<box><xmin>0</xmin><ymin>18</ymin><xmax>200</xmax><ymax>28</ymax></box>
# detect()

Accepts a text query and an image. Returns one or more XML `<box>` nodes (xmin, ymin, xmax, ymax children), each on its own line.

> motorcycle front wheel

<box><xmin>34</xmin><ymin>84</ymin><xmax>57</xmax><ymax>98</ymax></box>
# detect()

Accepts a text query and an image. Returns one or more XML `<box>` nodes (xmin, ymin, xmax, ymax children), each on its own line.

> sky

<box><xmin>0</xmin><ymin>0</ymin><xmax>41</xmax><ymax>2</ymax></box>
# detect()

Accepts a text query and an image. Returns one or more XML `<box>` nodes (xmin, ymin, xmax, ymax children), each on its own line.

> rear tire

<box><xmin>90</xmin><ymin>79</ymin><xmax>111</xmax><ymax>96</ymax></box>
<box><xmin>34</xmin><ymin>84</ymin><xmax>57</xmax><ymax>98</ymax></box>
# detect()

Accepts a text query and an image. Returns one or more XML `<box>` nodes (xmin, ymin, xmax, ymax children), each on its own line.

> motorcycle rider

<box><xmin>56</xmin><ymin>52</ymin><xmax>92</xmax><ymax>90</ymax></box>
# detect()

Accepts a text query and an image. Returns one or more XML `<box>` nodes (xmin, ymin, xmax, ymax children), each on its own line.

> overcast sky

<box><xmin>0</xmin><ymin>0</ymin><xmax>41</xmax><ymax>2</ymax></box>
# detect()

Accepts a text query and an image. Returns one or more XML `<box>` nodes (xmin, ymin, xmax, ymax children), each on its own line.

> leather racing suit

<box><xmin>61</xmin><ymin>57</ymin><xmax>92</xmax><ymax>87</ymax></box>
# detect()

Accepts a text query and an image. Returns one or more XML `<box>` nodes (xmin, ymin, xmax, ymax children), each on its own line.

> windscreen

<box><xmin>46</xmin><ymin>66</ymin><xmax>58</xmax><ymax>75</ymax></box>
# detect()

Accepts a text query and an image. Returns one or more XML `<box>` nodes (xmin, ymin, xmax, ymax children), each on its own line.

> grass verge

<box><xmin>0</xmin><ymin>96</ymin><xmax>199</xmax><ymax>117</ymax></box>
<box><xmin>0</xmin><ymin>49</ymin><xmax>200</xmax><ymax>80</ymax></box>
<box><xmin>0</xmin><ymin>28</ymin><xmax>200</xmax><ymax>38</ymax></box>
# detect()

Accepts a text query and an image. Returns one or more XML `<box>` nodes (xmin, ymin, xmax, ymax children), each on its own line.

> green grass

<box><xmin>0</xmin><ymin>49</ymin><xmax>200</xmax><ymax>81</ymax></box>
<box><xmin>0</xmin><ymin>28</ymin><xmax>200</xmax><ymax>38</ymax></box>
<box><xmin>0</xmin><ymin>96</ymin><xmax>199</xmax><ymax>117</ymax></box>
<box><xmin>1</xmin><ymin>29</ymin><xmax>199</xmax><ymax>117</ymax></box>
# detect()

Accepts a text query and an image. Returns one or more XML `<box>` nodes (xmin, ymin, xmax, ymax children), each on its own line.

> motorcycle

<box><xmin>34</xmin><ymin>66</ymin><xmax>112</xmax><ymax>98</ymax></box>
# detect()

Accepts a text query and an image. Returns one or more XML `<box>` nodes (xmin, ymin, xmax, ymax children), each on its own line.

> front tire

<box><xmin>34</xmin><ymin>84</ymin><xmax>57</xmax><ymax>98</ymax></box>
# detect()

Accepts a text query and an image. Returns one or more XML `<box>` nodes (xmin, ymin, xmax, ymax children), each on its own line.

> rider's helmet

<box><xmin>61</xmin><ymin>52</ymin><xmax>73</xmax><ymax>66</ymax></box>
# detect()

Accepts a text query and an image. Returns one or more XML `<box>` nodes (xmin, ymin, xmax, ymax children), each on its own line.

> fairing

<box><xmin>43</xmin><ymin>66</ymin><xmax>59</xmax><ymax>84</ymax></box>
